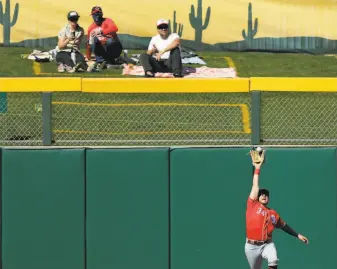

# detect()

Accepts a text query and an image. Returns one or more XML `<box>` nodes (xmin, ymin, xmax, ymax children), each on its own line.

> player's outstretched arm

<box><xmin>281</xmin><ymin>223</ymin><xmax>309</xmax><ymax>244</ymax></box>
<box><xmin>249</xmin><ymin>150</ymin><xmax>265</xmax><ymax>200</ymax></box>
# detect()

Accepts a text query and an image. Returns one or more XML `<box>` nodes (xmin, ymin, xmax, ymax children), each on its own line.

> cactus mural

<box><xmin>169</xmin><ymin>11</ymin><xmax>183</xmax><ymax>37</ymax></box>
<box><xmin>0</xmin><ymin>0</ymin><xmax>19</xmax><ymax>46</ymax></box>
<box><xmin>242</xmin><ymin>2</ymin><xmax>258</xmax><ymax>48</ymax></box>
<box><xmin>189</xmin><ymin>0</ymin><xmax>211</xmax><ymax>48</ymax></box>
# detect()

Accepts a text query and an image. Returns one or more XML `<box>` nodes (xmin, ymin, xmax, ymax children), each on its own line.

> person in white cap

<box><xmin>56</xmin><ymin>11</ymin><xmax>88</xmax><ymax>73</ymax></box>
<box><xmin>140</xmin><ymin>19</ymin><xmax>183</xmax><ymax>77</ymax></box>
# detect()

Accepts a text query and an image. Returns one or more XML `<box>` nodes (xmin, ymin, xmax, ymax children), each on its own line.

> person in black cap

<box><xmin>56</xmin><ymin>11</ymin><xmax>88</xmax><ymax>72</ymax></box>
<box><xmin>86</xmin><ymin>6</ymin><xmax>123</xmax><ymax>70</ymax></box>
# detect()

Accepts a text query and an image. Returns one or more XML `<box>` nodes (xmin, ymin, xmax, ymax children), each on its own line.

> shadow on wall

<box><xmin>2</xmin><ymin>1</ymin><xmax>337</xmax><ymax>54</ymax></box>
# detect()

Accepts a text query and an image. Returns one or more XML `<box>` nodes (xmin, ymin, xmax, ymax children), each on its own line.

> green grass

<box><xmin>1</xmin><ymin>47</ymin><xmax>337</xmax><ymax>146</ymax></box>
<box><xmin>1</xmin><ymin>47</ymin><xmax>337</xmax><ymax>77</ymax></box>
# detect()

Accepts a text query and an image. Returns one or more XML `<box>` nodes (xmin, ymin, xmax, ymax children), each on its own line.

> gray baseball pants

<box><xmin>245</xmin><ymin>240</ymin><xmax>279</xmax><ymax>269</ymax></box>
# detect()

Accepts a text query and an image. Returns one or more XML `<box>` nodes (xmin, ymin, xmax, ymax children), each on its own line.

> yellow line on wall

<box><xmin>250</xmin><ymin>77</ymin><xmax>337</xmax><ymax>92</ymax></box>
<box><xmin>0</xmin><ymin>77</ymin><xmax>82</xmax><ymax>92</ymax></box>
<box><xmin>81</xmin><ymin>78</ymin><xmax>250</xmax><ymax>93</ymax></box>
<box><xmin>2</xmin><ymin>77</ymin><xmax>337</xmax><ymax>92</ymax></box>
<box><xmin>54</xmin><ymin>129</ymin><xmax>245</xmax><ymax>135</ymax></box>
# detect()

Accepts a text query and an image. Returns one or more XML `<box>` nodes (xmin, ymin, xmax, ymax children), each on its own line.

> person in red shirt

<box><xmin>86</xmin><ymin>6</ymin><xmax>123</xmax><ymax>69</ymax></box>
<box><xmin>245</xmin><ymin>149</ymin><xmax>309</xmax><ymax>269</ymax></box>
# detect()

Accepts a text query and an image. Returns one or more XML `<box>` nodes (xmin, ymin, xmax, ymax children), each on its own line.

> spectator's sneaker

<box><xmin>87</xmin><ymin>61</ymin><xmax>106</xmax><ymax>72</ymax></box>
<box><xmin>173</xmin><ymin>71</ymin><xmax>184</xmax><ymax>78</ymax></box>
<box><xmin>87</xmin><ymin>64</ymin><xmax>95</xmax><ymax>72</ymax></box>
<box><xmin>145</xmin><ymin>71</ymin><xmax>155</xmax><ymax>77</ymax></box>
<box><xmin>96</xmin><ymin>61</ymin><xmax>106</xmax><ymax>71</ymax></box>
<box><xmin>74</xmin><ymin>62</ymin><xmax>87</xmax><ymax>72</ymax></box>
<box><xmin>58</xmin><ymin>64</ymin><xmax>65</xmax><ymax>73</ymax></box>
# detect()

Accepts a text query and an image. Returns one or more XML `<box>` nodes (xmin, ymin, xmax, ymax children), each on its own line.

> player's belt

<box><xmin>247</xmin><ymin>239</ymin><xmax>271</xmax><ymax>246</ymax></box>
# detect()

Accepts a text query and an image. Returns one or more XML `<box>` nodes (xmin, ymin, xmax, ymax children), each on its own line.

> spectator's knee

<box><xmin>106</xmin><ymin>37</ymin><xmax>118</xmax><ymax>46</ymax></box>
<box><xmin>140</xmin><ymin>53</ymin><xmax>150</xmax><ymax>61</ymax></box>
<box><xmin>171</xmin><ymin>47</ymin><xmax>180</xmax><ymax>55</ymax></box>
<box><xmin>55</xmin><ymin>53</ymin><xmax>61</xmax><ymax>62</ymax></box>
<box><xmin>55</xmin><ymin>52</ymin><xmax>65</xmax><ymax>62</ymax></box>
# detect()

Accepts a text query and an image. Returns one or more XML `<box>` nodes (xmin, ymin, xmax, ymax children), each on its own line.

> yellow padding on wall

<box><xmin>250</xmin><ymin>77</ymin><xmax>337</xmax><ymax>92</ymax></box>
<box><xmin>81</xmin><ymin>78</ymin><xmax>250</xmax><ymax>93</ymax></box>
<box><xmin>1</xmin><ymin>77</ymin><xmax>337</xmax><ymax>92</ymax></box>
<box><xmin>0</xmin><ymin>78</ymin><xmax>82</xmax><ymax>92</ymax></box>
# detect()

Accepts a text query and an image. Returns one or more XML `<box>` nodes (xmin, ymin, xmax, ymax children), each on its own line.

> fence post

<box><xmin>42</xmin><ymin>92</ymin><xmax>52</xmax><ymax>146</ymax></box>
<box><xmin>251</xmin><ymin>91</ymin><xmax>261</xmax><ymax>145</ymax></box>
<box><xmin>0</xmin><ymin>92</ymin><xmax>7</xmax><ymax>113</ymax></box>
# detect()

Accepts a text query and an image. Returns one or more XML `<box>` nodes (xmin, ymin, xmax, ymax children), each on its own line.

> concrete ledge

<box><xmin>81</xmin><ymin>78</ymin><xmax>250</xmax><ymax>93</ymax></box>
<box><xmin>0</xmin><ymin>78</ymin><xmax>82</xmax><ymax>92</ymax></box>
<box><xmin>250</xmin><ymin>77</ymin><xmax>337</xmax><ymax>92</ymax></box>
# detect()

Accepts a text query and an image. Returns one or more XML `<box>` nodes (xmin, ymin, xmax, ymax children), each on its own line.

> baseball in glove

<box><xmin>249</xmin><ymin>147</ymin><xmax>265</xmax><ymax>164</ymax></box>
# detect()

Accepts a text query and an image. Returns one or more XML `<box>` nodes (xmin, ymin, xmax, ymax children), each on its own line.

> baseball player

<box><xmin>245</xmin><ymin>149</ymin><xmax>309</xmax><ymax>269</ymax></box>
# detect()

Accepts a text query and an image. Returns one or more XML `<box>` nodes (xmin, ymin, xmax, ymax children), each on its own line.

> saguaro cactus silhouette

<box><xmin>242</xmin><ymin>2</ymin><xmax>258</xmax><ymax>48</ymax></box>
<box><xmin>169</xmin><ymin>11</ymin><xmax>183</xmax><ymax>37</ymax></box>
<box><xmin>0</xmin><ymin>0</ymin><xmax>19</xmax><ymax>46</ymax></box>
<box><xmin>189</xmin><ymin>0</ymin><xmax>211</xmax><ymax>48</ymax></box>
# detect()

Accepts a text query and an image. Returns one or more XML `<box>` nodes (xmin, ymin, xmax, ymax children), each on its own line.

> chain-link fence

<box><xmin>52</xmin><ymin>92</ymin><xmax>251</xmax><ymax>146</ymax></box>
<box><xmin>1</xmin><ymin>91</ymin><xmax>337</xmax><ymax>146</ymax></box>
<box><xmin>0</xmin><ymin>93</ymin><xmax>43</xmax><ymax>146</ymax></box>
<box><xmin>261</xmin><ymin>92</ymin><xmax>337</xmax><ymax>145</ymax></box>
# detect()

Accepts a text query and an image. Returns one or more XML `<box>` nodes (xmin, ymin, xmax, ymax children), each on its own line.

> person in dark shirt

<box><xmin>86</xmin><ymin>6</ymin><xmax>123</xmax><ymax>70</ymax></box>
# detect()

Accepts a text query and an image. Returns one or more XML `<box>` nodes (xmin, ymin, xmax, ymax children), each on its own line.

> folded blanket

<box><xmin>122</xmin><ymin>64</ymin><xmax>237</xmax><ymax>78</ymax></box>
<box><xmin>182</xmin><ymin>56</ymin><xmax>206</xmax><ymax>65</ymax></box>
<box><xmin>26</xmin><ymin>49</ymin><xmax>57</xmax><ymax>62</ymax></box>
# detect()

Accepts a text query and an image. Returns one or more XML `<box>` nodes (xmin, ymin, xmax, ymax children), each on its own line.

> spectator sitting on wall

<box><xmin>56</xmin><ymin>11</ymin><xmax>88</xmax><ymax>73</ymax></box>
<box><xmin>86</xmin><ymin>6</ymin><xmax>123</xmax><ymax>71</ymax></box>
<box><xmin>140</xmin><ymin>19</ymin><xmax>183</xmax><ymax>78</ymax></box>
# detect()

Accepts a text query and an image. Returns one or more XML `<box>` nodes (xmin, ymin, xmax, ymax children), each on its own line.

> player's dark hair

<box><xmin>258</xmin><ymin>188</ymin><xmax>269</xmax><ymax>197</ymax></box>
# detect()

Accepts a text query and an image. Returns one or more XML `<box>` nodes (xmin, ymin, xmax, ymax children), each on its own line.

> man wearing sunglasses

<box><xmin>140</xmin><ymin>19</ymin><xmax>183</xmax><ymax>77</ymax></box>
<box><xmin>56</xmin><ymin>11</ymin><xmax>88</xmax><ymax>72</ymax></box>
<box><xmin>86</xmin><ymin>6</ymin><xmax>123</xmax><ymax>70</ymax></box>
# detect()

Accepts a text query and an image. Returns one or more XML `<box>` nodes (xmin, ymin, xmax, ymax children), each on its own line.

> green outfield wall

<box><xmin>0</xmin><ymin>147</ymin><xmax>335</xmax><ymax>269</ymax></box>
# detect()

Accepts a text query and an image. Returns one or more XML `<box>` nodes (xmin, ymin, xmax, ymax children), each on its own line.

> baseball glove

<box><xmin>250</xmin><ymin>148</ymin><xmax>264</xmax><ymax>164</ymax></box>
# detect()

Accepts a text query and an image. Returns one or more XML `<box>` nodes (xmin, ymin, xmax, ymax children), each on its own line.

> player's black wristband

<box><xmin>281</xmin><ymin>224</ymin><xmax>299</xmax><ymax>237</ymax></box>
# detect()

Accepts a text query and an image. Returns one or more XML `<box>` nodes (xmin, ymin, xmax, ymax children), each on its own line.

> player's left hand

<box><xmin>250</xmin><ymin>149</ymin><xmax>265</xmax><ymax>168</ymax></box>
<box><xmin>298</xmin><ymin>234</ymin><xmax>309</xmax><ymax>244</ymax></box>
